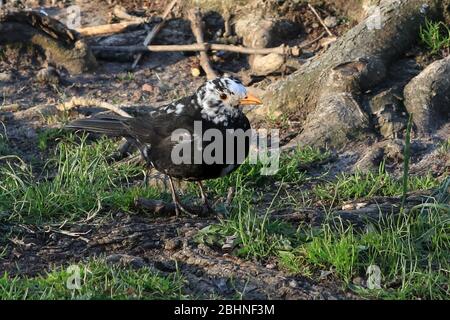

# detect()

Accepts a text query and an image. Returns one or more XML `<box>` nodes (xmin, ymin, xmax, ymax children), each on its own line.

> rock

<box><xmin>36</xmin><ymin>67</ymin><xmax>61</xmax><ymax>85</ymax></box>
<box><xmin>191</xmin><ymin>67</ymin><xmax>201</xmax><ymax>77</ymax></box>
<box><xmin>319</xmin><ymin>36</ymin><xmax>338</xmax><ymax>49</ymax></box>
<box><xmin>164</xmin><ymin>238</ymin><xmax>181</xmax><ymax>251</ymax></box>
<box><xmin>384</xmin><ymin>139</ymin><xmax>405</xmax><ymax>161</ymax></box>
<box><xmin>404</xmin><ymin>55</ymin><xmax>450</xmax><ymax>134</ymax></box>
<box><xmin>234</xmin><ymin>14</ymin><xmax>300</xmax><ymax>76</ymax></box>
<box><xmin>0</xmin><ymin>72</ymin><xmax>13</xmax><ymax>82</ymax></box>
<box><xmin>250</xmin><ymin>53</ymin><xmax>285</xmax><ymax>76</ymax></box>
<box><xmin>353</xmin><ymin>276</ymin><xmax>364</xmax><ymax>286</ymax></box>
<box><xmin>141</xmin><ymin>83</ymin><xmax>154</xmax><ymax>92</ymax></box>
<box><xmin>235</xmin><ymin>17</ymin><xmax>275</xmax><ymax>49</ymax></box>
<box><xmin>0</xmin><ymin>104</ymin><xmax>20</xmax><ymax>112</ymax></box>
<box><xmin>296</xmin><ymin>92</ymin><xmax>371</xmax><ymax>148</ymax></box>
<box><xmin>324</xmin><ymin>16</ymin><xmax>338</xmax><ymax>28</ymax></box>
<box><xmin>354</xmin><ymin>146</ymin><xmax>384</xmax><ymax>171</ymax></box>
<box><xmin>368</xmin><ymin>88</ymin><xmax>407</xmax><ymax>139</ymax></box>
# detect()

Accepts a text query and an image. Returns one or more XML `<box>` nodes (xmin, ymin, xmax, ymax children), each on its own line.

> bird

<box><xmin>66</xmin><ymin>77</ymin><xmax>262</xmax><ymax>216</ymax></box>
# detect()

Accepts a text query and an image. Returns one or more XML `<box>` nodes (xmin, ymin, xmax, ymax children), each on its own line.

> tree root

<box><xmin>0</xmin><ymin>9</ymin><xmax>97</xmax><ymax>74</ymax></box>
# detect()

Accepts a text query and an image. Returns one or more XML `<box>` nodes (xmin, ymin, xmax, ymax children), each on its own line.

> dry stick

<box><xmin>131</xmin><ymin>0</ymin><xmax>178</xmax><ymax>69</ymax></box>
<box><xmin>223</xmin><ymin>6</ymin><xmax>232</xmax><ymax>37</ymax></box>
<box><xmin>58</xmin><ymin>97</ymin><xmax>132</xmax><ymax>118</ymax></box>
<box><xmin>113</xmin><ymin>5</ymin><xmax>149</xmax><ymax>23</ymax></box>
<box><xmin>308</xmin><ymin>3</ymin><xmax>334</xmax><ymax>37</ymax></box>
<box><xmin>301</xmin><ymin>31</ymin><xmax>327</xmax><ymax>49</ymax></box>
<box><xmin>76</xmin><ymin>21</ymin><xmax>143</xmax><ymax>37</ymax></box>
<box><xmin>92</xmin><ymin>43</ymin><xmax>303</xmax><ymax>56</ymax></box>
<box><xmin>188</xmin><ymin>8</ymin><xmax>218</xmax><ymax>80</ymax></box>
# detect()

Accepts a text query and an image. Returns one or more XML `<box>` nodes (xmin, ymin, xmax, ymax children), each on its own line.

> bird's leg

<box><xmin>168</xmin><ymin>176</ymin><xmax>196</xmax><ymax>217</ymax></box>
<box><xmin>197</xmin><ymin>181</ymin><xmax>213</xmax><ymax>214</ymax></box>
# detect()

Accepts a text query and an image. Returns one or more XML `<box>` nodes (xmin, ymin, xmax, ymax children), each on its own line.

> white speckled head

<box><xmin>195</xmin><ymin>77</ymin><xmax>248</xmax><ymax>122</ymax></box>
<box><xmin>195</xmin><ymin>77</ymin><xmax>262</xmax><ymax>124</ymax></box>
<box><xmin>197</xmin><ymin>77</ymin><xmax>247</xmax><ymax>109</ymax></box>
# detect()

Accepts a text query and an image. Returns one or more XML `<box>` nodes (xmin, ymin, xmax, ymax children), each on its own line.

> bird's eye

<box><xmin>220</xmin><ymin>93</ymin><xmax>227</xmax><ymax>100</ymax></box>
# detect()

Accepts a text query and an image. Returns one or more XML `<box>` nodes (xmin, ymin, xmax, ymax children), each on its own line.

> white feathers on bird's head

<box><xmin>196</xmin><ymin>77</ymin><xmax>248</xmax><ymax>124</ymax></box>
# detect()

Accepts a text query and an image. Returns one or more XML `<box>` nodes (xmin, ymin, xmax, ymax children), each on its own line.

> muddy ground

<box><xmin>0</xmin><ymin>0</ymin><xmax>449</xmax><ymax>299</ymax></box>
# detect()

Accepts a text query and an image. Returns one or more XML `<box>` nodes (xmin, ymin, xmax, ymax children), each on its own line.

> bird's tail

<box><xmin>66</xmin><ymin>116</ymin><xmax>129</xmax><ymax>136</ymax></box>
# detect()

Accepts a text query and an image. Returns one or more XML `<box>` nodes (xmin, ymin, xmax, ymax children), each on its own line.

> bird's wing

<box><xmin>122</xmin><ymin>96</ymin><xmax>200</xmax><ymax>145</ymax></box>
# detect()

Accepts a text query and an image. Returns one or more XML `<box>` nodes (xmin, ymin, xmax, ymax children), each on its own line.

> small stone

<box><xmin>164</xmin><ymin>238</ymin><xmax>181</xmax><ymax>251</ymax></box>
<box><xmin>131</xmin><ymin>90</ymin><xmax>142</xmax><ymax>102</ymax></box>
<box><xmin>288</xmin><ymin>280</ymin><xmax>298</xmax><ymax>288</ymax></box>
<box><xmin>0</xmin><ymin>72</ymin><xmax>13</xmax><ymax>82</ymax></box>
<box><xmin>0</xmin><ymin>104</ymin><xmax>20</xmax><ymax>112</ymax></box>
<box><xmin>324</xmin><ymin>16</ymin><xmax>338</xmax><ymax>28</ymax></box>
<box><xmin>319</xmin><ymin>36</ymin><xmax>337</xmax><ymax>48</ymax></box>
<box><xmin>356</xmin><ymin>202</ymin><xmax>368</xmax><ymax>209</ymax></box>
<box><xmin>312</xmin><ymin>22</ymin><xmax>320</xmax><ymax>28</ymax></box>
<box><xmin>342</xmin><ymin>203</ymin><xmax>355</xmax><ymax>210</ymax></box>
<box><xmin>36</xmin><ymin>67</ymin><xmax>60</xmax><ymax>85</ymax></box>
<box><xmin>266</xmin><ymin>263</ymin><xmax>276</xmax><ymax>269</ymax></box>
<box><xmin>191</xmin><ymin>67</ymin><xmax>201</xmax><ymax>77</ymax></box>
<box><xmin>319</xmin><ymin>270</ymin><xmax>333</xmax><ymax>280</ymax></box>
<box><xmin>353</xmin><ymin>276</ymin><xmax>364</xmax><ymax>286</ymax></box>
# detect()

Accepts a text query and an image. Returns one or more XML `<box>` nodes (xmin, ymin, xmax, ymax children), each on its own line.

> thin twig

<box><xmin>308</xmin><ymin>3</ymin><xmax>334</xmax><ymax>37</ymax></box>
<box><xmin>301</xmin><ymin>31</ymin><xmax>326</xmax><ymax>49</ymax></box>
<box><xmin>188</xmin><ymin>8</ymin><xmax>218</xmax><ymax>80</ymax></box>
<box><xmin>222</xmin><ymin>6</ymin><xmax>232</xmax><ymax>37</ymax></box>
<box><xmin>58</xmin><ymin>97</ymin><xmax>132</xmax><ymax>118</ymax></box>
<box><xmin>131</xmin><ymin>0</ymin><xmax>178</xmax><ymax>69</ymax></box>
<box><xmin>76</xmin><ymin>21</ymin><xmax>143</xmax><ymax>37</ymax></box>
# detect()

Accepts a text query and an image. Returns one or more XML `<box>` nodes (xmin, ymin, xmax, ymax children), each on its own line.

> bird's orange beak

<box><xmin>239</xmin><ymin>93</ymin><xmax>263</xmax><ymax>106</ymax></box>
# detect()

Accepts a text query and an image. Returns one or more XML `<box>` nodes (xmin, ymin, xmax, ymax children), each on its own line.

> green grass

<box><xmin>2</xmin><ymin>126</ymin><xmax>447</xmax><ymax>299</ymax></box>
<box><xmin>37</xmin><ymin>128</ymin><xmax>67</xmax><ymax>152</ymax></box>
<box><xmin>0</xmin><ymin>259</ymin><xmax>185</xmax><ymax>300</ymax></box>
<box><xmin>196</xmin><ymin>146</ymin><xmax>331</xmax><ymax>260</ymax></box>
<box><xmin>196</xmin><ymin>137</ymin><xmax>447</xmax><ymax>299</ymax></box>
<box><xmin>204</xmin><ymin>146</ymin><xmax>331</xmax><ymax>197</ymax></box>
<box><xmin>116</xmin><ymin>72</ymin><xmax>135</xmax><ymax>82</ymax></box>
<box><xmin>419</xmin><ymin>19</ymin><xmax>450</xmax><ymax>54</ymax></box>
<box><xmin>197</xmin><ymin>179</ymin><xmax>296</xmax><ymax>260</ymax></box>
<box><xmin>302</xmin><ymin>186</ymin><xmax>449</xmax><ymax>299</ymax></box>
<box><xmin>0</xmin><ymin>133</ymin><xmax>162</xmax><ymax>223</ymax></box>
<box><xmin>438</xmin><ymin>138</ymin><xmax>450</xmax><ymax>156</ymax></box>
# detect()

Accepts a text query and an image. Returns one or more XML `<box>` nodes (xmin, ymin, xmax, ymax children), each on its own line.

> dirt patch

<box><xmin>0</xmin><ymin>214</ymin><xmax>355</xmax><ymax>299</ymax></box>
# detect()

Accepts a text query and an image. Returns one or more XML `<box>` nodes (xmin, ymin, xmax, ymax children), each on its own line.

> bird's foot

<box><xmin>174</xmin><ymin>202</ymin><xmax>198</xmax><ymax>218</ymax></box>
<box><xmin>200</xmin><ymin>200</ymin><xmax>214</xmax><ymax>216</ymax></box>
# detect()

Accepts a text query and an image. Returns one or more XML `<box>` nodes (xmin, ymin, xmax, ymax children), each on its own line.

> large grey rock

<box><xmin>404</xmin><ymin>55</ymin><xmax>450</xmax><ymax>134</ymax></box>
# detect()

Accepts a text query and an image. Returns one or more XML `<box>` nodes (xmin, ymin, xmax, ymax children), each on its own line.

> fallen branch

<box><xmin>131</xmin><ymin>0</ymin><xmax>178</xmax><ymax>69</ymax></box>
<box><xmin>188</xmin><ymin>8</ymin><xmax>218</xmax><ymax>80</ymax></box>
<box><xmin>58</xmin><ymin>97</ymin><xmax>132</xmax><ymax>118</ymax></box>
<box><xmin>0</xmin><ymin>10</ymin><xmax>97</xmax><ymax>74</ymax></box>
<box><xmin>91</xmin><ymin>42</ymin><xmax>303</xmax><ymax>56</ymax></box>
<box><xmin>76</xmin><ymin>21</ymin><xmax>143</xmax><ymax>37</ymax></box>
<box><xmin>308</xmin><ymin>4</ymin><xmax>334</xmax><ymax>37</ymax></box>
<box><xmin>113</xmin><ymin>5</ymin><xmax>148</xmax><ymax>23</ymax></box>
